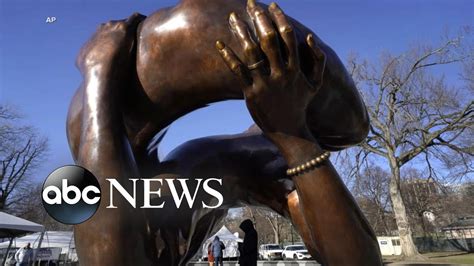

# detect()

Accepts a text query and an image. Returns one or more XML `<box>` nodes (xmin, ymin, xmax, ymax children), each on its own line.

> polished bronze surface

<box><xmin>66</xmin><ymin>0</ymin><xmax>381</xmax><ymax>265</ymax></box>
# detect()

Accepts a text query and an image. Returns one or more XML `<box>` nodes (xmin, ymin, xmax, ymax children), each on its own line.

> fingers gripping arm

<box><xmin>216</xmin><ymin>1</ymin><xmax>382</xmax><ymax>265</ymax></box>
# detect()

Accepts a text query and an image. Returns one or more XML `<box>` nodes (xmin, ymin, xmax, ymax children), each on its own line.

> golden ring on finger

<box><xmin>247</xmin><ymin>59</ymin><xmax>265</xmax><ymax>70</ymax></box>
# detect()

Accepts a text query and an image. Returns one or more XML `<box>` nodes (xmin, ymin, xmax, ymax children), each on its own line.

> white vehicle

<box><xmin>258</xmin><ymin>244</ymin><xmax>283</xmax><ymax>260</ymax></box>
<box><xmin>281</xmin><ymin>245</ymin><xmax>311</xmax><ymax>260</ymax></box>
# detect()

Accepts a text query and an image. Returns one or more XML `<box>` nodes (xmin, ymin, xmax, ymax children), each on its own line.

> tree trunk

<box><xmin>389</xmin><ymin>165</ymin><xmax>420</xmax><ymax>257</ymax></box>
<box><xmin>378</xmin><ymin>208</ymin><xmax>390</xmax><ymax>235</ymax></box>
<box><xmin>419</xmin><ymin>213</ymin><xmax>428</xmax><ymax>237</ymax></box>
<box><xmin>0</xmin><ymin>196</ymin><xmax>5</xmax><ymax>210</ymax></box>
<box><xmin>267</xmin><ymin>217</ymin><xmax>280</xmax><ymax>244</ymax></box>
<box><xmin>274</xmin><ymin>228</ymin><xmax>279</xmax><ymax>244</ymax></box>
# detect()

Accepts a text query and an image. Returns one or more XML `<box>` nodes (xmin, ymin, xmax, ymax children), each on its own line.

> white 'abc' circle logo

<box><xmin>42</xmin><ymin>179</ymin><xmax>100</xmax><ymax>205</ymax></box>
<box><xmin>42</xmin><ymin>165</ymin><xmax>101</xmax><ymax>224</ymax></box>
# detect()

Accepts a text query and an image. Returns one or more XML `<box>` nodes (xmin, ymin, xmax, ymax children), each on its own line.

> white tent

<box><xmin>202</xmin><ymin>226</ymin><xmax>242</xmax><ymax>259</ymax></box>
<box><xmin>0</xmin><ymin>212</ymin><xmax>45</xmax><ymax>265</ymax></box>
<box><xmin>0</xmin><ymin>212</ymin><xmax>44</xmax><ymax>239</ymax></box>
<box><xmin>0</xmin><ymin>231</ymin><xmax>77</xmax><ymax>263</ymax></box>
<box><xmin>0</xmin><ymin>231</ymin><xmax>74</xmax><ymax>251</ymax></box>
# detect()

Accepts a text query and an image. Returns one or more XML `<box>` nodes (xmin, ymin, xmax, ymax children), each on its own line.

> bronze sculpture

<box><xmin>66</xmin><ymin>0</ymin><xmax>382</xmax><ymax>265</ymax></box>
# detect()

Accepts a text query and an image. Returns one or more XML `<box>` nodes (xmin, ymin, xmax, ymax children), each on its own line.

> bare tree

<box><xmin>0</xmin><ymin>105</ymin><xmax>48</xmax><ymax>210</ymax></box>
<box><xmin>10</xmin><ymin>182</ymin><xmax>72</xmax><ymax>230</ymax></box>
<box><xmin>254</xmin><ymin>207</ymin><xmax>286</xmax><ymax>244</ymax></box>
<box><xmin>353</xmin><ymin>165</ymin><xmax>395</xmax><ymax>235</ymax></box>
<box><xmin>226</xmin><ymin>206</ymin><xmax>297</xmax><ymax>245</ymax></box>
<box><xmin>400</xmin><ymin>168</ymin><xmax>444</xmax><ymax>237</ymax></box>
<box><xmin>347</xmin><ymin>30</ymin><xmax>473</xmax><ymax>257</ymax></box>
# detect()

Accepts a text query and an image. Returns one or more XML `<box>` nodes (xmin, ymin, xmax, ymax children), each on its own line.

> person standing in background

<box><xmin>14</xmin><ymin>243</ymin><xmax>33</xmax><ymax>266</ymax></box>
<box><xmin>211</xmin><ymin>236</ymin><xmax>225</xmax><ymax>266</ymax></box>
<box><xmin>238</xmin><ymin>220</ymin><xmax>258</xmax><ymax>266</ymax></box>
<box><xmin>207</xmin><ymin>242</ymin><xmax>215</xmax><ymax>266</ymax></box>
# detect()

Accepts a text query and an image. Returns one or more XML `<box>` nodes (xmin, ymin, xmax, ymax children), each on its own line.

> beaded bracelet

<box><xmin>286</xmin><ymin>151</ymin><xmax>330</xmax><ymax>176</ymax></box>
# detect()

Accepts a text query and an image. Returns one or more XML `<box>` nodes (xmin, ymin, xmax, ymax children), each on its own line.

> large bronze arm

<box><xmin>122</xmin><ymin>0</ymin><xmax>368</xmax><ymax>154</ymax></box>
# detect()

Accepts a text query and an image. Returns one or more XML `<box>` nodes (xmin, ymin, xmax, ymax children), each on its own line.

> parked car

<box><xmin>258</xmin><ymin>244</ymin><xmax>283</xmax><ymax>260</ymax></box>
<box><xmin>281</xmin><ymin>245</ymin><xmax>311</xmax><ymax>260</ymax></box>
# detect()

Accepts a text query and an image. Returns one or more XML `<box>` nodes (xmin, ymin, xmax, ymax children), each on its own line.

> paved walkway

<box><xmin>188</xmin><ymin>261</ymin><xmax>320</xmax><ymax>266</ymax></box>
<box><xmin>188</xmin><ymin>261</ymin><xmax>473</xmax><ymax>265</ymax></box>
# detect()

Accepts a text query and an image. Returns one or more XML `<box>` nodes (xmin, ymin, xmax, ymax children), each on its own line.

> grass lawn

<box><xmin>383</xmin><ymin>252</ymin><xmax>474</xmax><ymax>264</ymax></box>
<box><xmin>425</xmin><ymin>252</ymin><xmax>474</xmax><ymax>264</ymax></box>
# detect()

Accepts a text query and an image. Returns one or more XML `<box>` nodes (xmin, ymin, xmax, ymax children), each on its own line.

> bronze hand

<box><xmin>217</xmin><ymin>2</ymin><xmax>326</xmax><ymax>142</ymax></box>
<box><xmin>217</xmin><ymin>1</ymin><xmax>383</xmax><ymax>265</ymax></box>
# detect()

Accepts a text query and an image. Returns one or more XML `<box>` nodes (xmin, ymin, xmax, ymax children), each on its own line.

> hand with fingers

<box><xmin>216</xmin><ymin>3</ymin><xmax>383</xmax><ymax>265</ymax></box>
<box><xmin>216</xmin><ymin>0</ymin><xmax>326</xmax><ymax>142</ymax></box>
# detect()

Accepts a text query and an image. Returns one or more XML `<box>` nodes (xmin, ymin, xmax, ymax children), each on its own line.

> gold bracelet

<box><xmin>286</xmin><ymin>151</ymin><xmax>330</xmax><ymax>176</ymax></box>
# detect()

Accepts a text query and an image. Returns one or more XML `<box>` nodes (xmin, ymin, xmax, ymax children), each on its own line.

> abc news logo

<box><xmin>42</xmin><ymin>166</ymin><xmax>101</xmax><ymax>225</ymax></box>
<box><xmin>42</xmin><ymin>166</ymin><xmax>223</xmax><ymax>224</ymax></box>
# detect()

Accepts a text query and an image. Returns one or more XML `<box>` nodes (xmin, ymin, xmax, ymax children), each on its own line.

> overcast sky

<box><xmin>0</xmin><ymin>0</ymin><xmax>472</xmax><ymax>182</ymax></box>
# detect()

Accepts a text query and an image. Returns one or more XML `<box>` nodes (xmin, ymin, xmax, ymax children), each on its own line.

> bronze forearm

<box><xmin>273</xmin><ymin>133</ymin><xmax>382</xmax><ymax>265</ymax></box>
